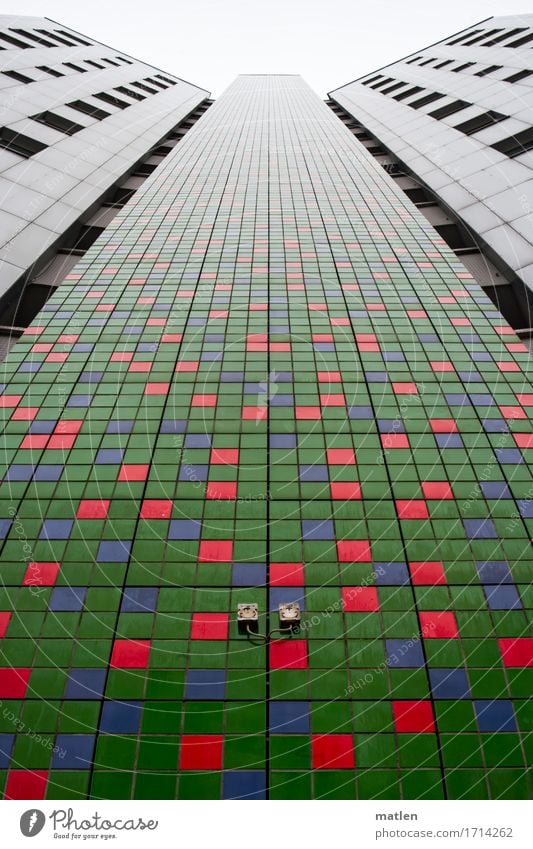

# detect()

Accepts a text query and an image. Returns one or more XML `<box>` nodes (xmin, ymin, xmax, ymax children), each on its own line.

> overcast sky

<box><xmin>7</xmin><ymin>0</ymin><xmax>533</xmax><ymax>96</ymax></box>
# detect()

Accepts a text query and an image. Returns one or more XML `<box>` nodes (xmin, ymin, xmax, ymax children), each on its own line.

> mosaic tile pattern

<box><xmin>0</xmin><ymin>75</ymin><xmax>532</xmax><ymax>800</ymax></box>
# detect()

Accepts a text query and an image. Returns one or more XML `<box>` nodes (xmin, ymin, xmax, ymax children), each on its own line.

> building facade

<box><xmin>329</xmin><ymin>14</ymin><xmax>533</xmax><ymax>343</ymax></box>
<box><xmin>0</xmin><ymin>15</ymin><xmax>211</xmax><ymax>357</ymax></box>
<box><xmin>0</xmin><ymin>69</ymin><xmax>532</xmax><ymax>801</ymax></box>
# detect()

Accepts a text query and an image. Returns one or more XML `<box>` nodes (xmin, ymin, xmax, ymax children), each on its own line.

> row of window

<box><xmin>359</xmin><ymin>74</ymin><xmax>533</xmax><ymax>157</ymax></box>
<box><xmin>2</xmin><ymin>55</ymin><xmax>135</xmax><ymax>85</ymax></box>
<box><xmin>0</xmin><ymin>27</ymin><xmax>92</xmax><ymax>50</ymax></box>
<box><xmin>405</xmin><ymin>54</ymin><xmax>533</xmax><ymax>85</ymax></box>
<box><xmin>0</xmin><ymin>73</ymin><xmax>180</xmax><ymax>156</ymax></box>
<box><xmin>446</xmin><ymin>25</ymin><xmax>533</xmax><ymax>49</ymax></box>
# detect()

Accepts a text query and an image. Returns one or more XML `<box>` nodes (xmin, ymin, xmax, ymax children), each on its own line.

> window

<box><xmin>406</xmin><ymin>56</ymin><xmax>422</xmax><ymax>64</ymax></box>
<box><xmin>491</xmin><ymin>126</ymin><xmax>533</xmax><ymax>157</ymax></box>
<box><xmin>505</xmin><ymin>69</ymin><xmax>533</xmax><ymax>83</ymax></box>
<box><xmin>454</xmin><ymin>110</ymin><xmax>507</xmax><ymax>135</ymax></box>
<box><xmin>0</xmin><ymin>32</ymin><xmax>31</xmax><ymax>48</ymax></box>
<box><xmin>409</xmin><ymin>92</ymin><xmax>445</xmax><ymax>109</ymax></box>
<box><xmin>507</xmin><ymin>32</ymin><xmax>533</xmax><ymax>48</ymax></box>
<box><xmin>63</xmin><ymin>62</ymin><xmax>87</xmax><ymax>73</ymax></box>
<box><xmin>156</xmin><ymin>74</ymin><xmax>176</xmax><ymax>85</ymax></box>
<box><xmin>31</xmin><ymin>111</ymin><xmax>84</xmax><ymax>136</ymax></box>
<box><xmin>38</xmin><ymin>65</ymin><xmax>64</xmax><ymax>78</ymax></box>
<box><xmin>56</xmin><ymin>30</ymin><xmax>91</xmax><ymax>46</ymax></box>
<box><xmin>446</xmin><ymin>29</ymin><xmax>482</xmax><ymax>45</ymax></box>
<box><xmin>369</xmin><ymin>77</ymin><xmax>394</xmax><ymax>89</ymax></box>
<box><xmin>85</xmin><ymin>60</ymin><xmax>105</xmax><ymax>69</ymax></box>
<box><xmin>434</xmin><ymin>60</ymin><xmax>453</xmax><ymax>69</ymax></box>
<box><xmin>393</xmin><ymin>85</ymin><xmax>423</xmax><ymax>101</ymax></box>
<box><xmin>362</xmin><ymin>74</ymin><xmax>383</xmax><ymax>86</ymax></box>
<box><xmin>3</xmin><ymin>69</ymin><xmax>33</xmax><ymax>83</ymax></box>
<box><xmin>145</xmin><ymin>77</ymin><xmax>168</xmax><ymax>89</ymax></box>
<box><xmin>115</xmin><ymin>85</ymin><xmax>145</xmax><ymax>101</ymax></box>
<box><xmin>462</xmin><ymin>29</ymin><xmax>502</xmax><ymax>45</ymax></box>
<box><xmin>380</xmin><ymin>82</ymin><xmax>407</xmax><ymax>95</ymax></box>
<box><xmin>418</xmin><ymin>58</ymin><xmax>436</xmax><ymax>67</ymax></box>
<box><xmin>475</xmin><ymin>65</ymin><xmax>502</xmax><ymax>77</ymax></box>
<box><xmin>482</xmin><ymin>28</ymin><xmax>526</xmax><ymax>46</ymax></box>
<box><xmin>429</xmin><ymin>99</ymin><xmax>470</xmax><ymax>119</ymax></box>
<box><xmin>10</xmin><ymin>28</ymin><xmax>55</xmax><ymax>46</ymax></box>
<box><xmin>116</xmin><ymin>56</ymin><xmax>133</xmax><ymax>65</ymax></box>
<box><xmin>67</xmin><ymin>100</ymin><xmax>110</xmax><ymax>120</ymax></box>
<box><xmin>102</xmin><ymin>57</ymin><xmax>120</xmax><ymax>67</ymax></box>
<box><xmin>131</xmin><ymin>81</ymin><xmax>158</xmax><ymax>94</ymax></box>
<box><xmin>94</xmin><ymin>91</ymin><xmax>130</xmax><ymax>109</ymax></box>
<box><xmin>452</xmin><ymin>62</ymin><xmax>475</xmax><ymax>73</ymax></box>
<box><xmin>0</xmin><ymin>127</ymin><xmax>47</xmax><ymax>157</ymax></box>
<box><xmin>36</xmin><ymin>28</ymin><xmax>74</xmax><ymax>46</ymax></box>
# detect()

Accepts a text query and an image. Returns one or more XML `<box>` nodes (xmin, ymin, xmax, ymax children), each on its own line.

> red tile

<box><xmin>0</xmin><ymin>612</ymin><xmax>11</xmax><ymax>638</ymax></box>
<box><xmin>110</xmin><ymin>639</ymin><xmax>151</xmax><ymax>668</ymax></box>
<box><xmin>179</xmin><ymin>735</ymin><xmax>223</xmax><ymax>770</ymax></box>
<box><xmin>430</xmin><ymin>361</ymin><xmax>454</xmax><ymax>373</ymax></box>
<box><xmin>145</xmin><ymin>382</ymin><xmax>170</xmax><ymax>395</ymax></box>
<box><xmin>311</xmin><ymin>734</ymin><xmax>355</xmax><ymax>769</ymax></box>
<box><xmin>392</xmin><ymin>382</ymin><xmax>417</xmax><ymax>395</ymax></box>
<box><xmin>54</xmin><ymin>420</ymin><xmax>83</xmax><ymax>434</ymax></box>
<box><xmin>320</xmin><ymin>393</ymin><xmax>345</xmax><ymax>407</ymax></box>
<box><xmin>4</xmin><ymin>770</ymin><xmax>48</xmax><ymax>800</ymax></box>
<box><xmin>206</xmin><ymin>481</ymin><xmax>237</xmax><ymax>500</ymax></box>
<box><xmin>380</xmin><ymin>433</ymin><xmax>409</xmax><ymax>449</ymax></box>
<box><xmin>118</xmin><ymin>464</ymin><xmax>149</xmax><ymax>482</ymax></box>
<box><xmin>47</xmin><ymin>434</ymin><xmax>76</xmax><ymax>450</ymax></box>
<box><xmin>23</xmin><ymin>562</ymin><xmax>60</xmax><ymax>586</ymax></box>
<box><xmin>409</xmin><ymin>561</ymin><xmax>447</xmax><ymax>585</ymax></box>
<box><xmin>198</xmin><ymin>540</ymin><xmax>233</xmax><ymax>562</ymax></box>
<box><xmin>210</xmin><ymin>448</ymin><xmax>239</xmax><ymax>465</ymax></box>
<box><xmin>342</xmin><ymin>586</ymin><xmax>379</xmax><ymax>612</ymax></box>
<box><xmin>296</xmin><ymin>406</ymin><xmax>321</xmax><ymax>420</ymax></box>
<box><xmin>20</xmin><ymin>434</ymin><xmax>48</xmax><ymax>450</ymax></box>
<box><xmin>326</xmin><ymin>448</ymin><xmax>356</xmax><ymax>465</ymax></box>
<box><xmin>393</xmin><ymin>701</ymin><xmax>435</xmax><ymax>733</ymax></box>
<box><xmin>76</xmin><ymin>500</ymin><xmax>110</xmax><ymax>519</ymax></box>
<box><xmin>330</xmin><ymin>482</ymin><xmax>361</xmax><ymax>500</ymax></box>
<box><xmin>396</xmin><ymin>500</ymin><xmax>429</xmax><ymax>520</ymax></box>
<box><xmin>270</xmin><ymin>563</ymin><xmax>304</xmax><ymax>586</ymax></box>
<box><xmin>318</xmin><ymin>371</ymin><xmax>341</xmax><ymax>382</ymax></box>
<box><xmin>175</xmin><ymin>361</ymin><xmax>199</xmax><ymax>372</ymax></box>
<box><xmin>192</xmin><ymin>394</ymin><xmax>218</xmax><ymax>407</ymax></box>
<box><xmin>269</xmin><ymin>639</ymin><xmax>308</xmax><ymax>669</ymax></box>
<box><xmin>11</xmin><ymin>407</ymin><xmax>39</xmax><ymax>421</ymax></box>
<box><xmin>420</xmin><ymin>611</ymin><xmax>458</xmax><ymax>639</ymax></box>
<box><xmin>336</xmin><ymin>540</ymin><xmax>372</xmax><ymax>562</ymax></box>
<box><xmin>429</xmin><ymin>419</ymin><xmax>458</xmax><ymax>433</ymax></box>
<box><xmin>499</xmin><ymin>637</ymin><xmax>533</xmax><ymax>667</ymax></box>
<box><xmin>129</xmin><ymin>362</ymin><xmax>152</xmax><ymax>373</ymax></box>
<box><xmin>500</xmin><ymin>406</ymin><xmax>526</xmax><ymax>420</ymax></box>
<box><xmin>242</xmin><ymin>406</ymin><xmax>268</xmax><ymax>420</ymax></box>
<box><xmin>0</xmin><ymin>668</ymin><xmax>31</xmax><ymax>698</ymax></box>
<box><xmin>140</xmin><ymin>500</ymin><xmax>173</xmax><ymax>519</ymax></box>
<box><xmin>514</xmin><ymin>433</ymin><xmax>533</xmax><ymax>449</ymax></box>
<box><xmin>191</xmin><ymin>613</ymin><xmax>229</xmax><ymax>640</ymax></box>
<box><xmin>162</xmin><ymin>334</ymin><xmax>183</xmax><ymax>343</ymax></box>
<box><xmin>421</xmin><ymin>481</ymin><xmax>453</xmax><ymax>500</ymax></box>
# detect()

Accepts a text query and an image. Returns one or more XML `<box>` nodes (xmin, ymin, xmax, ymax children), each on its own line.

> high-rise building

<box><xmin>0</xmin><ymin>60</ymin><xmax>532</xmax><ymax>801</ymax></box>
<box><xmin>0</xmin><ymin>14</ymin><xmax>211</xmax><ymax>357</ymax></box>
<box><xmin>328</xmin><ymin>14</ymin><xmax>533</xmax><ymax>344</ymax></box>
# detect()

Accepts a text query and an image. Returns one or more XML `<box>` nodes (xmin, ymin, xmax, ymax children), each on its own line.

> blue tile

<box><xmin>269</xmin><ymin>587</ymin><xmax>305</xmax><ymax>611</ymax></box>
<box><xmin>483</xmin><ymin>585</ymin><xmax>522</xmax><ymax>610</ymax></box>
<box><xmin>302</xmin><ymin>519</ymin><xmax>334</xmax><ymax>540</ymax></box>
<box><xmin>96</xmin><ymin>448</ymin><xmax>125</xmax><ymax>464</ymax></box>
<box><xmin>52</xmin><ymin>735</ymin><xmax>95</xmax><ymax>769</ymax></box>
<box><xmin>374</xmin><ymin>562</ymin><xmax>409</xmax><ymax>585</ymax></box>
<box><xmin>479</xmin><ymin>481</ymin><xmax>512</xmax><ymax>500</ymax></box>
<box><xmin>121</xmin><ymin>587</ymin><xmax>158</xmax><ymax>612</ymax></box>
<box><xmin>495</xmin><ymin>448</ymin><xmax>523</xmax><ymax>464</ymax></box>
<box><xmin>475</xmin><ymin>700</ymin><xmax>517</xmax><ymax>732</ymax></box>
<box><xmin>386</xmin><ymin>638</ymin><xmax>425</xmax><ymax>668</ymax></box>
<box><xmin>160</xmin><ymin>420</ymin><xmax>187</xmax><ymax>434</ymax></box>
<box><xmin>232</xmin><ymin>563</ymin><xmax>266</xmax><ymax>586</ymax></box>
<box><xmin>269</xmin><ymin>701</ymin><xmax>310</xmax><ymax>733</ymax></box>
<box><xmin>476</xmin><ymin>561</ymin><xmax>512</xmax><ymax>584</ymax></box>
<box><xmin>429</xmin><ymin>669</ymin><xmax>471</xmax><ymax>699</ymax></box>
<box><xmin>100</xmin><ymin>701</ymin><xmax>142</xmax><ymax>733</ymax></box>
<box><xmin>185</xmin><ymin>669</ymin><xmax>226</xmax><ymax>700</ymax></box>
<box><xmin>49</xmin><ymin>586</ymin><xmax>87</xmax><ymax>611</ymax></box>
<box><xmin>178</xmin><ymin>464</ymin><xmax>208</xmax><ymax>481</ymax></box>
<box><xmin>518</xmin><ymin>500</ymin><xmax>533</xmax><ymax>518</ymax></box>
<box><xmin>223</xmin><ymin>771</ymin><xmax>266</xmax><ymax>800</ymax></box>
<box><xmin>96</xmin><ymin>540</ymin><xmax>132</xmax><ymax>562</ymax></box>
<box><xmin>65</xmin><ymin>669</ymin><xmax>106</xmax><ymax>700</ymax></box>
<box><xmin>33</xmin><ymin>465</ymin><xmax>64</xmax><ymax>482</ymax></box>
<box><xmin>106</xmin><ymin>420</ymin><xmax>134</xmax><ymax>434</ymax></box>
<box><xmin>270</xmin><ymin>434</ymin><xmax>297</xmax><ymax>448</ymax></box>
<box><xmin>39</xmin><ymin>519</ymin><xmax>73</xmax><ymax>540</ymax></box>
<box><xmin>184</xmin><ymin>434</ymin><xmax>211</xmax><ymax>448</ymax></box>
<box><xmin>299</xmin><ymin>464</ymin><xmax>328</xmax><ymax>482</ymax></box>
<box><xmin>168</xmin><ymin>519</ymin><xmax>202</xmax><ymax>539</ymax></box>
<box><xmin>5</xmin><ymin>465</ymin><xmax>35</xmax><ymax>482</ymax></box>
<box><xmin>0</xmin><ymin>734</ymin><xmax>14</xmax><ymax>769</ymax></box>
<box><xmin>29</xmin><ymin>420</ymin><xmax>56</xmax><ymax>434</ymax></box>
<box><xmin>435</xmin><ymin>434</ymin><xmax>464</xmax><ymax>448</ymax></box>
<box><xmin>463</xmin><ymin>519</ymin><xmax>498</xmax><ymax>539</ymax></box>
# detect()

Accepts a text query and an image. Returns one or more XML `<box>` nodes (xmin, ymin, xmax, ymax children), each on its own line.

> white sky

<box><xmin>7</xmin><ymin>0</ymin><xmax>533</xmax><ymax>97</ymax></box>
